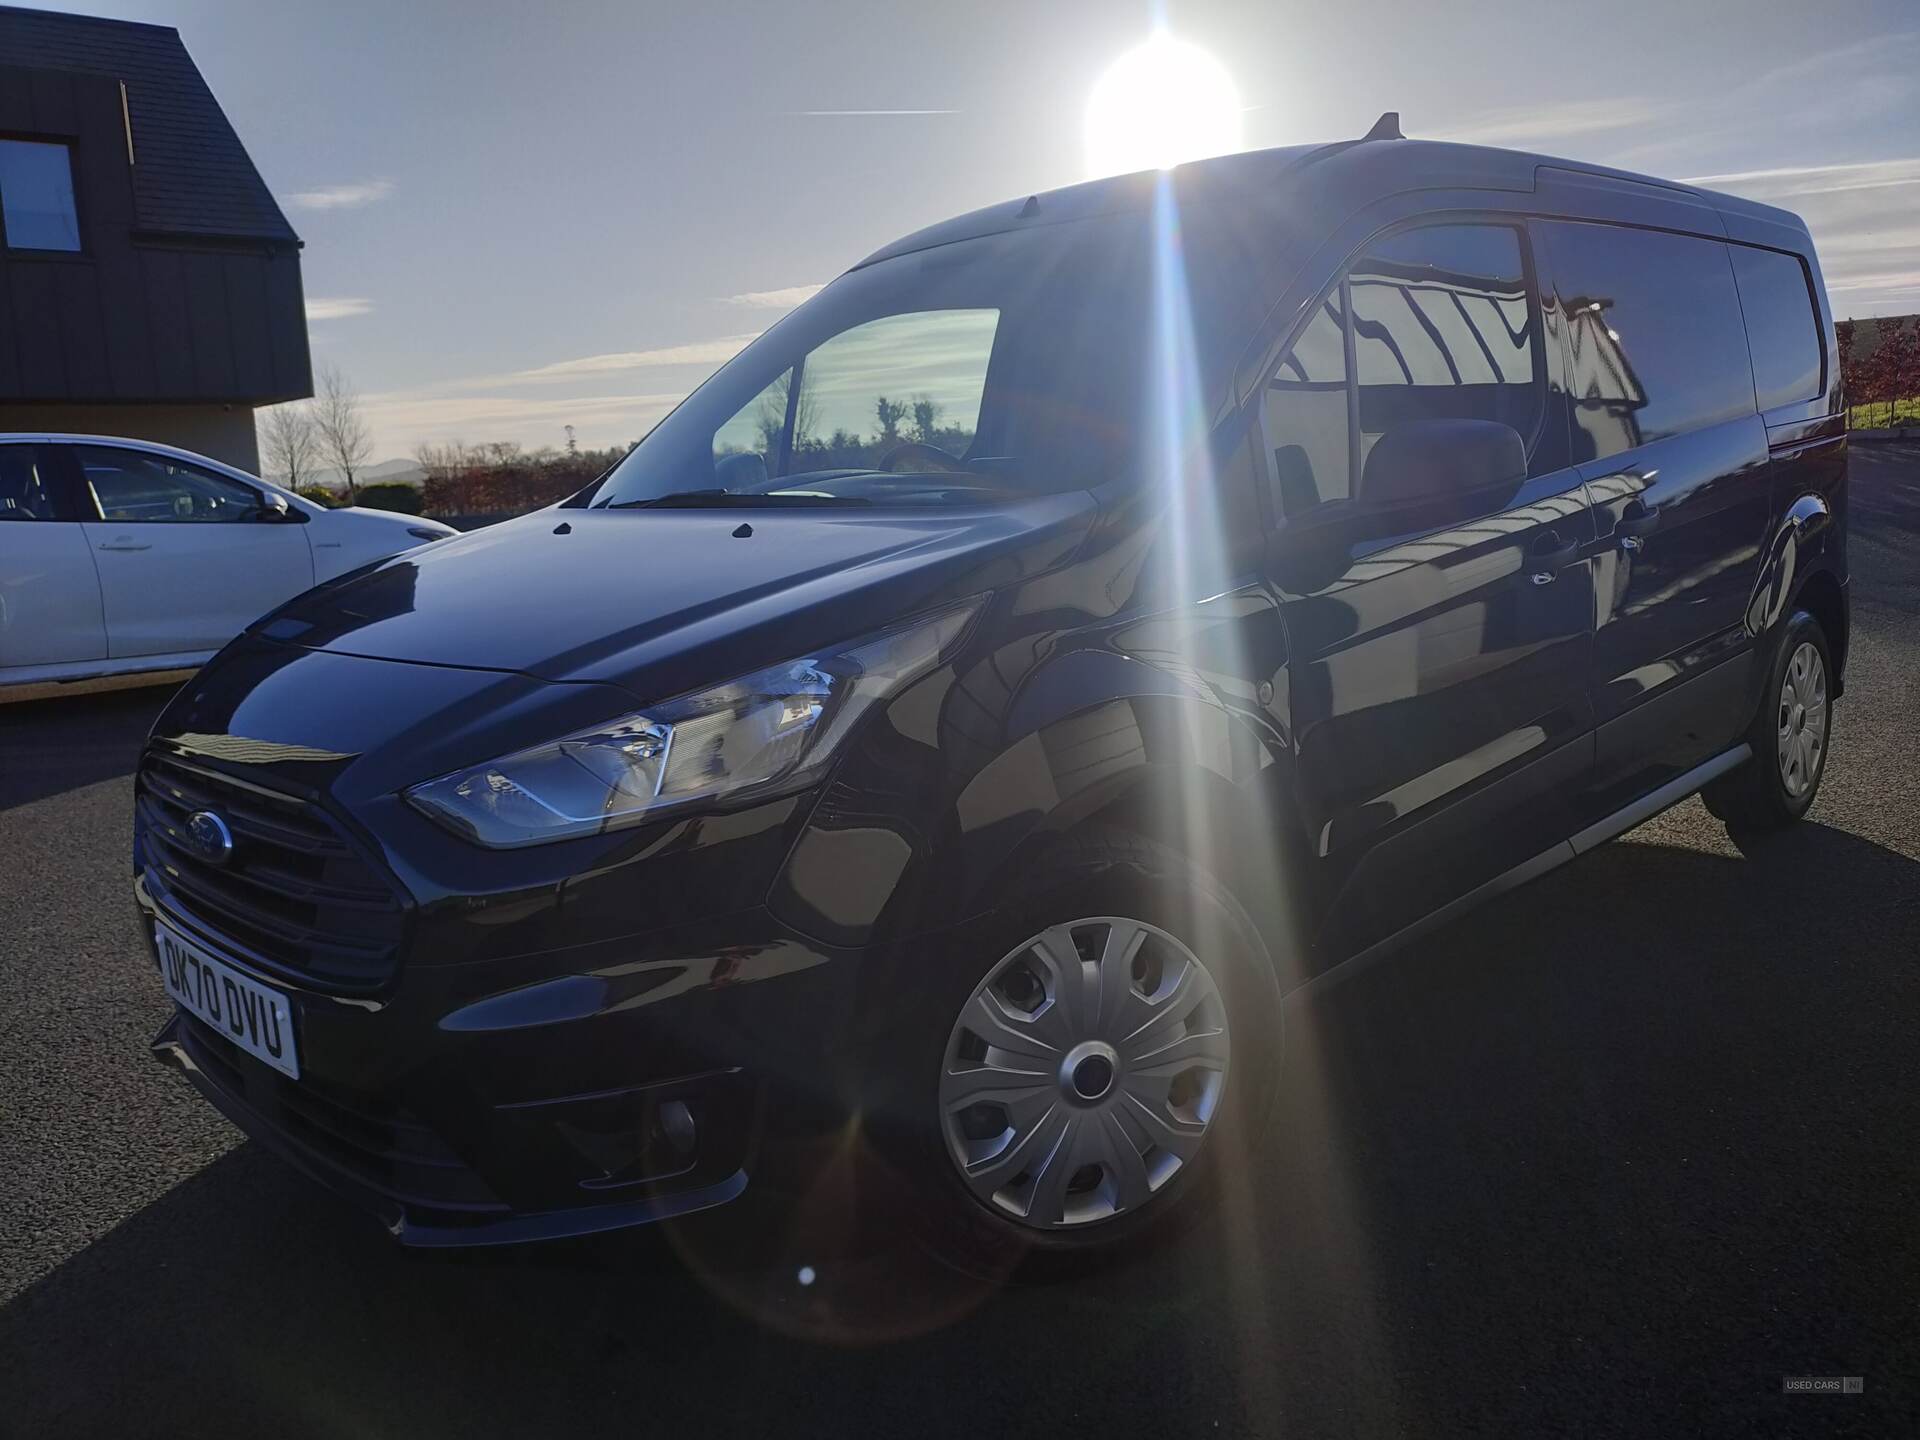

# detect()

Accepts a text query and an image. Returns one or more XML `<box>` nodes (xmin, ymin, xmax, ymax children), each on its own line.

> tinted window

<box><xmin>1541</xmin><ymin>222</ymin><xmax>1753</xmax><ymax>461</ymax></box>
<box><xmin>0</xmin><ymin>139</ymin><xmax>81</xmax><ymax>252</ymax></box>
<box><xmin>1262</xmin><ymin>223</ymin><xmax>1544</xmax><ymax>518</ymax></box>
<box><xmin>1730</xmin><ymin>244</ymin><xmax>1823</xmax><ymax>412</ymax></box>
<box><xmin>0</xmin><ymin>446</ymin><xmax>61</xmax><ymax>520</ymax></box>
<box><xmin>77</xmin><ymin>447</ymin><xmax>264</xmax><ymax>523</ymax></box>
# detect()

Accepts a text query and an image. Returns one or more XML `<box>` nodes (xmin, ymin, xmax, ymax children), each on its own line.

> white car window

<box><xmin>0</xmin><ymin>445</ymin><xmax>61</xmax><ymax>520</ymax></box>
<box><xmin>78</xmin><ymin>447</ymin><xmax>264</xmax><ymax>524</ymax></box>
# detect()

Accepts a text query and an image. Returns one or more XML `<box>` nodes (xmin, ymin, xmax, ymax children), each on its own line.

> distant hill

<box><xmin>302</xmin><ymin>458</ymin><xmax>426</xmax><ymax>493</ymax></box>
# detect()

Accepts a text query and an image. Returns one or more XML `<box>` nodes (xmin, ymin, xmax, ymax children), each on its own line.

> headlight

<box><xmin>405</xmin><ymin>600</ymin><xmax>978</xmax><ymax>847</ymax></box>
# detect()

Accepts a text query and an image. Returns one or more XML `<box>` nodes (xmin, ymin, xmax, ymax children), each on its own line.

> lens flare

<box><xmin>1084</xmin><ymin>31</ymin><xmax>1244</xmax><ymax>179</ymax></box>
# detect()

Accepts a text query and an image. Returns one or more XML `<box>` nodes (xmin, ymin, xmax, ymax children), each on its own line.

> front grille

<box><xmin>137</xmin><ymin>748</ymin><xmax>407</xmax><ymax>991</ymax></box>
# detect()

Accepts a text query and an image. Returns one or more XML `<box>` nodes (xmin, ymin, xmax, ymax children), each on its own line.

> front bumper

<box><xmin>150</xmin><ymin>1011</ymin><xmax>751</xmax><ymax>1245</ymax></box>
<box><xmin>139</xmin><ymin>877</ymin><xmax>867</xmax><ymax>1246</ymax></box>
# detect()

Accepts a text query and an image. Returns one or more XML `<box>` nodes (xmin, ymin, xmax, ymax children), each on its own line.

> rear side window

<box><xmin>1729</xmin><ymin>245</ymin><xmax>1823</xmax><ymax>412</ymax></box>
<box><xmin>0</xmin><ymin>445</ymin><xmax>61</xmax><ymax>520</ymax></box>
<box><xmin>1539</xmin><ymin>221</ymin><xmax>1753</xmax><ymax>461</ymax></box>
<box><xmin>1261</xmin><ymin>222</ymin><xmax>1546</xmax><ymax>519</ymax></box>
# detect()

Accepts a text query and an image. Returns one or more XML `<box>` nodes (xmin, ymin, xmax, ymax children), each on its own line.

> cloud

<box><xmin>1685</xmin><ymin>155</ymin><xmax>1920</xmax><ymax>318</ymax></box>
<box><xmin>1430</xmin><ymin>97</ymin><xmax>1675</xmax><ymax>149</ymax></box>
<box><xmin>287</xmin><ymin>179</ymin><xmax>396</xmax><ymax>210</ymax></box>
<box><xmin>1683</xmin><ymin>157</ymin><xmax>1920</xmax><ymax>200</ymax></box>
<box><xmin>306</xmin><ymin>297</ymin><xmax>373</xmax><ymax>321</ymax></box>
<box><xmin>357</xmin><ymin>384</ymin><xmax>687</xmax><ymax>457</ymax></box>
<box><xmin>348</xmin><ymin>325</ymin><xmax>770</xmax><ymax>453</ymax></box>
<box><xmin>792</xmin><ymin>109</ymin><xmax>957</xmax><ymax>116</ymax></box>
<box><xmin>510</xmin><ymin>334</ymin><xmax>759</xmax><ymax>382</ymax></box>
<box><xmin>722</xmin><ymin>284</ymin><xmax>824</xmax><ymax>309</ymax></box>
<box><xmin>362</xmin><ymin>388</ymin><xmax>685</xmax><ymax>431</ymax></box>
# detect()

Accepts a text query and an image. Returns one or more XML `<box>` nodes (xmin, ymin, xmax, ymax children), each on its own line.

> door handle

<box><xmin>1615</xmin><ymin>500</ymin><xmax>1660</xmax><ymax>541</ymax></box>
<box><xmin>97</xmin><ymin>539</ymin><xmax>152</xmax><ymax>552</ymax></box>
<box><xmin>1527</xmin><ymin>531</ymin><xmax>1581</xmax><ymax>584</ymax></box>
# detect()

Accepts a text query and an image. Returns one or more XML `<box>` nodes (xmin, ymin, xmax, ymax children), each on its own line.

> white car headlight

<box><xmin>405</xmin><ymin>601</ymin><xmax>978</xmax><ymax>847</ymax></box>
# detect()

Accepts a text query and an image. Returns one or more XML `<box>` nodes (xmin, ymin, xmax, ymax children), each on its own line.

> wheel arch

<box><xmin>1791</xmin><ymin>566</ymin><xmax>1848</xmax><ymax>699</ymax></box>
<box><xmin>1747</xmin><ymin>487</ymin><xmax>1848</xmax><ymax>699</ymax></box>
<box><xmin>767</xmin><ymin>670</ymin><xmax>1314</xmax><ymax>986</ymax></box>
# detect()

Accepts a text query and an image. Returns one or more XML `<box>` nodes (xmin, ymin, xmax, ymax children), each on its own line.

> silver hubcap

<box><xmin>1776</xmin><ymin>641</ymin><xmax>1828</xmax><ymax>799</ymax></box>
<box><xmin>938</xmin><ymin>917</ymin><xmax>1231</xmax><ymax>1231</ymax></box>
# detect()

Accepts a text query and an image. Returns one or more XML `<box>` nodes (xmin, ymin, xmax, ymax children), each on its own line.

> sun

<box><xmin>1084</xmin><ymin>31</ymin><xmax>1245</xmax><ymax>179</ymax></box>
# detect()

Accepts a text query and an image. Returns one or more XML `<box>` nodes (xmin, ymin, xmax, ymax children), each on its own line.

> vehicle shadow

<box><xmin>2</xmin><ymin>818</ymin><xmax>1914</xmax><ymax>1437</ymax></box>
<box><xmin>0</xmin><ymin>684</ymin><xmax>176</xmax><ymax>812</ymax></box>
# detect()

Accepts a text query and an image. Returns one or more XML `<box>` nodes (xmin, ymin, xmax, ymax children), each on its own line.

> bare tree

<box><xmin>911</xmin><ymin>395</ymin><xmax>941</xmax><ymax>444</ymax></box>
<box><xmin>259</xmin><ymin>402</ymin><xmax>320</xmax><ymax>490</ymax></box>
<box><xmin>874</xmin><ymin>395</ymin><xmax>909</xmax><ymax>447</ymax></box>
<box><xmin>312</xmin><ymin>363</ymin><xmax>373</xmax><ymax>502</ymax></box>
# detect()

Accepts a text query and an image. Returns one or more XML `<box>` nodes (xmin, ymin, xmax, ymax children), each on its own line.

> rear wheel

<box><xmin>1703</xmin><ymin>608</ymin><xmax>1833</xmax><ymax>830</ymax></box>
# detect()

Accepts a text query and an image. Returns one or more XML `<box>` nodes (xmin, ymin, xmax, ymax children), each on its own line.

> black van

<box><xmin>141</xmin><ymin>122</ymin><xmax>1847</xmax><ymax>1262</ymax></box>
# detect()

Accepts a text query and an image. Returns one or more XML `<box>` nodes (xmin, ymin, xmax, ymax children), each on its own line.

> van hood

<box><xmin>253</xmin><ymin>495</ymin><xmax>1097</xmax><ymax>699</ymax></box>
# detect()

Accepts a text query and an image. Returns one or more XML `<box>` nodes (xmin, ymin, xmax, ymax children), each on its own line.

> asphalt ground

<box><xmin>2</xmin><ymin>447</ymin><xmax>1916</xmax><ymax>1437</ymax></box>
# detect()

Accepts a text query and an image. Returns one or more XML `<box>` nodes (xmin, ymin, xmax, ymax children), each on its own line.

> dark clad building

<box><xmin>0</xmin><ymin>3</ymin><xmax>310</xmax><ymax>468</ymax></box>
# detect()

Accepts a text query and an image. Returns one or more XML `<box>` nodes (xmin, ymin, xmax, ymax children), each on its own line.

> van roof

<box><xmin>853</xmin><ymin>133</ymin><xmax>1809</xmax><ymax>271</ymax></box>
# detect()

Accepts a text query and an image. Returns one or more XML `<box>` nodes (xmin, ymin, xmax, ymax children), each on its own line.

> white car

<box><xmin>0</xmin><ymin>434</ymin><xmax>457</xmax><ymax>689</ymax></box>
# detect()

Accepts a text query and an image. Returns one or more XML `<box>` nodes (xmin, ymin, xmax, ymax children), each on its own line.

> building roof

<box><xmin>0</xmin><ymin>3</ymin><xmax>298</xmax><ymax>245</ymax></box>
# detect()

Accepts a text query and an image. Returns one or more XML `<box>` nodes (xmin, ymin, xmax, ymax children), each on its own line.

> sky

<box><xmin>28</xmin><ymin>0</ymin><xmax>1920</xmax><ymax>462</ymax></box>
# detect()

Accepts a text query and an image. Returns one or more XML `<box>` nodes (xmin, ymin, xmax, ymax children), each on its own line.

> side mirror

<box><xmin>1358</xmin><ymin>419</ymin><xmax>1526</xmax><ymax>509</ymax></box>
<box><xmin>260</xmin><ymin>490</ymin><xmax>308</xmax><ymax>523</ymax></box>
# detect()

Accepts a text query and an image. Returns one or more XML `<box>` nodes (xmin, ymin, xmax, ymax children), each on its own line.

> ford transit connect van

<box><xmin>139</xmin><ymin>124</ymin><xmax>1847</xmax><ymax>1263</ymax></box>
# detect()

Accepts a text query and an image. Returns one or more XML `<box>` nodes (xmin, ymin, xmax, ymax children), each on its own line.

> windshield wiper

<box><xmin>604</xmin><ymin>489</ymin><xmax>872</xmax><ymax>510</ymax></box>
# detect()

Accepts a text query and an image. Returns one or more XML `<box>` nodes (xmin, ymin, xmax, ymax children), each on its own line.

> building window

<box><xmin>0</xmin><ymin>139</ymin><xmax>82</xmax><ymax>253</ymax></box>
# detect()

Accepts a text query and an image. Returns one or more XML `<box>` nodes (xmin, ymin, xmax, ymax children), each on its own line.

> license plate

<box><xmin>156</xmin><ymin>920</ymin><xmax>300</xmax><ymax>1079</ymax></box>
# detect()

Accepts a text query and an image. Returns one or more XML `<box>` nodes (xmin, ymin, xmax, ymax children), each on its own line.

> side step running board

<box><xmin>1289</xmin><ymin>743</ymin><xmax>1752</xmax><ymax>1003</ymax></box>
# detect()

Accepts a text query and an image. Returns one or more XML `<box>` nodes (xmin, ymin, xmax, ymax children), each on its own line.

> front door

<box><xmin>1257</xmin><ymin>219</ymin><xmax>1598</xmax><ymax>959</ymax></box>
<box><xmin>68</xmin><ymin>444</ymin><xmax>313</xmax><ymax>659</ymax></box>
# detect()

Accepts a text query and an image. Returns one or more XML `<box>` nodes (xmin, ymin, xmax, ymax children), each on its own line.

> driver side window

<box><xmin>711</xmin><ymin>309</ymin><xmax>1000</xmax><ymax>480</ymax></box>
<box><xmin>77</xmin><ymin>446</ymin><xmax>264</xmax><ymax>523</ymax></box>
<box><xmin>1261</xmin><ymin>223</ymin><xmax>1545</xmax><ymax>522</ymax></box>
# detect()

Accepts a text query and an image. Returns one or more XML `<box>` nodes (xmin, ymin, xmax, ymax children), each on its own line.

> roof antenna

<box><xmin>1018</xmin><ymin>194</ymin><xmax>1040</xmax><ymax>218</ymax></box>
<box><xmin>1362</xmin><ymin>111</ymin><xmax>1404</xmax><ymax>141</ymax></box>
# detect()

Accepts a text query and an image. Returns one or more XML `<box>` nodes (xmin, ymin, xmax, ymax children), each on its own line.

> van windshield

<box><xmin>582</xmin><ymin>215</ymin><xmax>1159</xmax><ymax>509</ymax></box>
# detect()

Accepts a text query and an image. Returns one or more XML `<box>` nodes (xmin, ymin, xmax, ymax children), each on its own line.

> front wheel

<box><xmin>1703</xmin><ymin>608</ymin><xmax>1833</xmax><ymax>830</ymax></box>
<box><xmin>878</xmin><ymin>831</ymin><xmax>1282</xmax><ymax>1277</ymax></box>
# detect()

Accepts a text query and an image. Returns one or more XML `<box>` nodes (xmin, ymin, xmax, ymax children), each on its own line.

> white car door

<box><xmin>0</xmin><ymin>442</ymin><xmax>107</xmax><ymax>672</ymax></box>
<box><xmin>71</xmin><ymin>443</ymin><xmax>314</xmax><ymax>659</ymax></box>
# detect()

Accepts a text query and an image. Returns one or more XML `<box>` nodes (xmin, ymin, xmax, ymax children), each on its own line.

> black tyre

<box><xmin>1702</xmin><ymin>608</ymin><xmax>1833</xmax><ymax>830</ymax></box>
<box><xmin>871</xmin><ymin>829</ymin><xmax>1283</xmax><ymax>1278</ymax></box>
